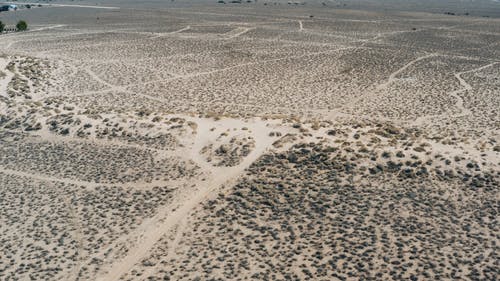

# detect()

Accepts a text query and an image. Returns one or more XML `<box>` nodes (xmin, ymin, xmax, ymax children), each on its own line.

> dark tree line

<box><xmin>0</xmin><ymin>20</ymin><xmax>28</xmax><ymax>33</ymax></box>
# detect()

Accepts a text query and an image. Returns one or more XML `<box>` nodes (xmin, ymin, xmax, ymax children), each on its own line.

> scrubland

<box><xmin>0</xmin><ymin>2</ymin><xmax>498</xmax><ymax>280</ymax></box>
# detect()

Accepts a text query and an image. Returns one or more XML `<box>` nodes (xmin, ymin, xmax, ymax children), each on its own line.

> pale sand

<box><xmin>0</xmin><ymin>3</ymin><xmax>498</xmax><ymax>280</ymax></box>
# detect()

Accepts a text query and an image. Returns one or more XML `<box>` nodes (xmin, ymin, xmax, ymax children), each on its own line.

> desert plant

<box><xmin>16</xmin><ymin>20</ymin><xmax>28</xmax><ymax>31</ymax></box>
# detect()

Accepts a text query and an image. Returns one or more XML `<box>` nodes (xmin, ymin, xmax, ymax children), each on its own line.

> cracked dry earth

<box><xmin>0</xmin><ymin>2</ymin><xmax>499</xmax><ymax>281</ymax></box>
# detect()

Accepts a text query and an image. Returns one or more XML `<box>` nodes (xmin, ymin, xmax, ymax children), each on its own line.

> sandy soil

<box><xmin>0</xmin><ymin>2</ymin><xmax>498</xmax><ymax>280</ymax></box>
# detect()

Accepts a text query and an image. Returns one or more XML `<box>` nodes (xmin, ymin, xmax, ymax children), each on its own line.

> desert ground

<box><xmin>0</xmin><ymin>0</ymin><xmax>499</xmax><ymax>280</ymax></box>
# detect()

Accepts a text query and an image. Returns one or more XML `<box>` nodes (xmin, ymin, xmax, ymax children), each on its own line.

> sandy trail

<box><xmin>0</xmin><ymin>125</ymin><xmax>183</xmax><ymax>191</ymax></box>
<box><xmin>412</xmin><ymin>61</ymin><xmax>499</xmax><ymax>126</ymax></box>
<box><xmin>149</xmin><ymin>26</ymin><xmax>191</xmax><ymax>39</ymax></box>
<box><xmin>376</xmin><ymin>53</ymin><xmax>437</xmax><ymax>91</ymax></box>
<box><xmin>0</xmin><ymin>57</ymin><xmax>13</xmax><ymax>98</ymax></box>
<box><xmin>0</xmin><ymin>163</ymin><xmax>181</xmax><ymax>190</ymax></box>
<box><xmin>225</xmin><ymin>27</ymin><xmax>254</xmax><ymax>39</ymax></box>
<box><xmin>75</xmin><ymin>46</ymin><xmax>358</xmax><ymax>92</ymax></box>
<box><xmin>1</xmin><ymin>40</ymin><xmax>18</xmax><ymax>50</ymax></box>
<box><xmin>445</xmin><ymin>61</ymin><xmax>499</xmax><ymax>117</ymax></box>
<box><xmin>64</xmin><ymin>195</ymin><xmax>84</xmax><ymax>281</ymax></box>
<box><xmin>454</xmin><ymin>61</ymin><xmax>499</xmax><ymax>91</ymax></box>
<box><xmin>0</xmin><ymin>167</ymin><xmax>104</xmax><ymax>189</ymax></box>
<box><xmin>0</xmin><ymin>57</ymin><xmax>13</xmax><ymax>112</ymax></box>
<box><xmin>342</xmin><ymin>52</ymin><xmax>437</xmax><ymax>110</ymax></box>
<box><xmin>84</xmin><ymin>66</ymin><xmax>116</xmax><ymax>89</ymax></box>
<box><xmin>139</xmin><ymin>46</ymin><xmax>358</xmax><ymax>87</ymax></box>
<box><xmin>166</xmin><ymin>218</ymin><xmax>188</xmax><ymax>258</ymax></box>
<box><xmin>136</xmin><ymin>220</ymin><xmax>187</xmax><ymax>281</ymax></box>
<box><xmin>31</xmin><ymin>24</ymin><xmax>67</xmax><ymax>32</ymax></box>
<box><xmin>95</xmin><ymin>116</ymin><xmax>282</xmax><ymax>281</ymax></box>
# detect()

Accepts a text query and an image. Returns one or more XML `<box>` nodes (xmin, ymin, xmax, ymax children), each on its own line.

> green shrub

<box><xmin>16</xmin><ymin>20</ymin><xmax>28</xmax><ymax>31</ymax></box>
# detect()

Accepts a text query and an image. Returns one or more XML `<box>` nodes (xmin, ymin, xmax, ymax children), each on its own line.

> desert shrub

<box><xmin>16</xmin><ymin>20</ymin><xmax>28</xmax><ymax>31</ymax></box>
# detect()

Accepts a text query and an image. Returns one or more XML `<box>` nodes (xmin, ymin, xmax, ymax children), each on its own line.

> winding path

<box><xmin>412</xmin><ymin>61</ymin><xmax>499</xmax><ymax>125</ymax></box>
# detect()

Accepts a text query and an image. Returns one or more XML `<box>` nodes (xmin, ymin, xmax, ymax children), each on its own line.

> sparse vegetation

<box><xmin>0</xmin><ymin>2</ymin><xmax>498</xmax><ymax>281</ymax></box>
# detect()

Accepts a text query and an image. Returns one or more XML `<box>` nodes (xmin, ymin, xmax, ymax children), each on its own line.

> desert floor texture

<box><xmin>0</xmin><ymin>1</ymin><xmax>499</xmax><ymax>280</ymax></box>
